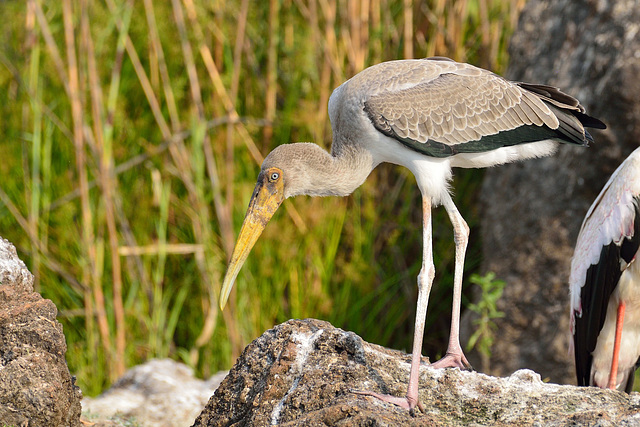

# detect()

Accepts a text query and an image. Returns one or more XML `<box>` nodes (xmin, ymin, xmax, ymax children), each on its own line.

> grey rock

<box><xmin>0</xmin><ymin>236</ymin><xmax>82</xmax><ymax>426</ymax></box>
<box><xmin>193</xmin><ymin>319</ymin><xmax>640</xmax><ymax>426</ymax></box>
<box><xmin>463</xmin><ymin>0</ymin><xmax>640</xmax><ymax>385</ymax></box>
<box><xmin>82</xmin><ymin>358</ymin><xmax>226</xmax><ymax>427</ymax></box>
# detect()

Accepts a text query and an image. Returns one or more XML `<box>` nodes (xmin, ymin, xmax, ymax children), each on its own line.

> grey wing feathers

<box><xmin>365</xmin><ymin>72</ymin><xmax>555</xmax><ymax>145</ymax></box>
<box><xmin>363</xmin><ymin>59</ymin><xmax>604</xmax><ymax>155</ymax></box>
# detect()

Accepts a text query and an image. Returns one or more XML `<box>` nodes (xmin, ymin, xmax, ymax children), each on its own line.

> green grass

<box><xmin>0</xmin><ymin>0</ymin><xmax>523</xmax><ymax>395</ymax></box>
<box><xmin>466</xmin><ymin>272</ymin><xmax>506</xmax><ymax>372</ymax></box>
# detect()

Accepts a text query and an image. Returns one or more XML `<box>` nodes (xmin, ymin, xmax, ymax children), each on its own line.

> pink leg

<box><xmin>429</xmin><ymin>194</ymin><xmax>471</xmax><ymax>370</ymax></box>
<box><xmin>353</xmin><ymin>196</ymin><xmax>434</xmax><ymax>412</ymax></box>
<box><xmin>607</xmin><ymin>301</ymin><xmax>626</xmax><ymax>389</ymax></box>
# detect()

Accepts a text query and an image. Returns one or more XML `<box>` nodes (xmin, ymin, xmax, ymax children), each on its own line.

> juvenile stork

<box><xmin>571</xmin><ymin>147</ymin><xmax>640</xmax><ymax>392</ymax></box>
<box><xmin>220</xmin><ymin>57</ymin><xmax>605</xmax><ymax>410</ymax></box>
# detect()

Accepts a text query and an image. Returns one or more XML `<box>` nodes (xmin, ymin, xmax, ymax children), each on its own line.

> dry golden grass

<box><xmin>0</xmin><ymin>0</ymin><xmax>523</xmax><ymax>394</ymax></box>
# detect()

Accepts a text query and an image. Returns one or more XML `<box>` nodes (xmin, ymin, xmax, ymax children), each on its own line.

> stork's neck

<box><xmin>266</xmin><ymin>141</ymin><xmax>376</xmax><ymax>198</ymax></box>
<box><xmin>325</xmin><ymin>140</ymin><xmax>376</xmax><ymax>196</ymax></box>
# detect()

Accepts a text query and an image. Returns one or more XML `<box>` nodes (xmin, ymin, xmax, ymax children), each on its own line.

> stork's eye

<box><xmin>269</xmin><ymin>172</ymin><xmax>280</xmax><ymax>182</ymax></box>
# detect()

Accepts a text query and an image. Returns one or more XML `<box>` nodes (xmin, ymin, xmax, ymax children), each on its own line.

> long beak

<box><xmin>219</xmin><ymin>174</ymin><xmax>284</xmax><ymax>309</ymax></box>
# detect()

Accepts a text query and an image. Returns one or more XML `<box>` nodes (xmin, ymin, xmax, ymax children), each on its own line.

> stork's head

<box><xmin>218</xmin><ymin>142</ymin><xmax>359</xmax><ymax>309</ymax></box>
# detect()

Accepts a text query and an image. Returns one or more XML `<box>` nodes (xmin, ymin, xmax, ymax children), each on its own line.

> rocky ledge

<box><xmin>3</xmin><ymin>235</ymin><xmax>640</xmax><ymax>426</ymax></box>
<box><xmin>194</xmin><ymin>318</ymin><xmax>640</xmax><ymax>426</ymax></box>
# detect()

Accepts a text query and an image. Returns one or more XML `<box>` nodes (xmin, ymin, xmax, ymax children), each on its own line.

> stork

<box><xmin>220</xmin><ymin>57</ymin><xmax>606</xmax><ymax>410</ymax></box>
<box><xmin>570</xmin><ymin>146</ymin><xmax>640</xmax><ymax>392</ymax></box>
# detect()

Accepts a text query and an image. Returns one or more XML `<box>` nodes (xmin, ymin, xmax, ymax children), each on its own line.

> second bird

<box><xmin>571</xmin><ymin>146</ymin><xmax>640</xmax><ymax>392</ymax></box>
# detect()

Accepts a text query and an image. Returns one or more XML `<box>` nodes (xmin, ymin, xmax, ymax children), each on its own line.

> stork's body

<box><xmin>570</xmin><ymin>147</ymin><xmax>640</xmax><ymax>392</ymax></box>
<box><xmin>220</xmin><ymin>57</ymin><xmax>605</xmax><ymax>410</ymax></box>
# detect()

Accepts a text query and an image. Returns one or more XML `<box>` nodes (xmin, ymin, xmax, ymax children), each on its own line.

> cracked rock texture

<box><xmin>0</xmin><ymin>236</ymin><xmax>82</xmax><ymax>426</ymax></box>
<box><xmin>461</xmin><ymin>0</ymin><xmax>640</xmax><ymax>385</ymax></box>
<box><xmin>193</xmin><ymin>319</ymin><xmax>640</xmax><ymax>426</ymax></box>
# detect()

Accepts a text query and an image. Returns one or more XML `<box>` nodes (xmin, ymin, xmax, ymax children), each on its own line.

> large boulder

<box><xmin>0</xmin><ymin>237</ymin><xmax>82</xmax><ymax>426</ymax></box>
<box><xmin>464</xmin><ymin>0</ymin><xmax>640</xmax><ymax>384</ymax></box>
<box><xmin>194</xmin><ymin>319</ymin><xmax>640</xmax><ymax>426</ymax></box>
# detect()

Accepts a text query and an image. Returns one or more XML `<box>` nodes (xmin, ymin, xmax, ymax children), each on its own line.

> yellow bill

<box><xmin>219</xmin><ymin>168</ymin><xmax>285</xmax><ymax>309</ymax></box>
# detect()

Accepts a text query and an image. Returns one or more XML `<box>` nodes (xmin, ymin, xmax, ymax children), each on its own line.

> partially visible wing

<box><xmin>574</xmin><ymin>241</ymin><xmax>624</xmax><ymax>386</ymax></box>
<box><xmin>573</xmin><ymin>204</ymin><xmax>640</xmax><ymax>387</ymax></box>
<box><xmin>570</xmin><ymin>147</ymin><xmax>640</xmax><ymax>387</ymax></box>
<box><xmin>361</xmin><ymin>58</ymin><xmax>604</xmax><ymax>158</ymax></box>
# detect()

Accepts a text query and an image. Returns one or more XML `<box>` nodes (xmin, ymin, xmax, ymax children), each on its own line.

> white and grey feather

<box><xmin>328</xmin><ymin>58</ymin><xmax>602</xmax><ymax>161</ymax></box>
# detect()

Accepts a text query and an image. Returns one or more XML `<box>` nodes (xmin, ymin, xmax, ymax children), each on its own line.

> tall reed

<box><xmin>0</xmin><ymin>0</ymin><xmax>523</xmax><ymax>394</ymax></box>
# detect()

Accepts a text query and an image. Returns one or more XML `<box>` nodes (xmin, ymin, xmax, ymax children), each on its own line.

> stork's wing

<box><xmin>573</xmin><ymin>202</ymin><xmax>640</xmax><ymax>386</ymax></box>
<box><xmin>574</xmin><ymin>242</ymin><xmax>625</xmax><ymax>386</ymax></box>
<box><xmin>363</xmin><ymin>58</ymin><xmax>604</xmax><ymax>158</ymax></box>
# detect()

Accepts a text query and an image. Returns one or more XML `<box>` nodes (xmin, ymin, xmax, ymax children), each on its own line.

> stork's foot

<box><xmin>351</xmin><ymin>389</ymin><xmax>424</xmax><ymax>414</ymax></box>
<box><xmin>429</xmin><ymin>351</ymin><xmax>473</xmax><ymax>370</ymax></box>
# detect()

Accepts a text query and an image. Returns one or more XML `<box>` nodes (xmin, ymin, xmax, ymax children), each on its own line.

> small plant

<box><xmin>466</xmin><ymin>272</ymin><xmax>506</xmax><ymax>373</ymax></box>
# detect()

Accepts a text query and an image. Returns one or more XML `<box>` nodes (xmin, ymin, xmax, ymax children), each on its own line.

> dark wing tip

<box><xmin>518</xmin><ymin>83</ymin><xmax>580</xmax><ymax>108</ymax></box>
<box><xmin>425</xmin><ymin>56</ymin><xmax>456</xmax><ymax>62</ymax></box>
<box><xmin>574</xmin><ymin>110</ymin><xmax>607</xmax><ymax>130</ymax></box>
<box><xmin>518</xmin><ymin>82</ymin><xmax>607</xmax><ymax>131</ymax></box>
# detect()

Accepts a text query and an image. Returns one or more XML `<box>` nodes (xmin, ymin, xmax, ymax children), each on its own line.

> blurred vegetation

<box><xmin>466</xmin><ymin>272</ymin><xmax>506</xmax><ymax>373</ymax></box>
<box><xmin>0</xmin><ymin>0</ymin><xmax>524</xmax><ymax>395</ymax></box>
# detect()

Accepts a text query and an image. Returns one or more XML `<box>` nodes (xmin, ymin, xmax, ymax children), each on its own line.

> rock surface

<box><xmin>463</xmin><ymin>0</ymin><xmax>640</xmax><ymax>385</ymax></box>
<box><xmin>194</xmin><ymin>319</ymin><xmax>640</xmax><ymax>426</ymax></box>
<box><xmin>82</xmin><ymin>358</ymin><xmax>226</xmax><ymax>427</ymax></box>
<box><xmin>0</xmin><ymin>236</ymin><xmax>82</xmax><ymax>426</ymax></box>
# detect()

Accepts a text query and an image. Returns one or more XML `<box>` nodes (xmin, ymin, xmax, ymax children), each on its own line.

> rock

<box><xmin>0</xmin><ymin>236</ymin><xmax>82</xmax><ymax>426</ymax></box>
<box><xmin>463</xmin><ymin>0</ymin><xmax>640</xmax><ymax>384</ymax></box>
<box><xmin>193</xmin><ymin>319</ymin><xmax>640</xmax><ymax>426</ymax></box>
<box><xmin>82</xmin><ymin>358</ymin><xmax>226</xmax><ymax>427</ymax></box>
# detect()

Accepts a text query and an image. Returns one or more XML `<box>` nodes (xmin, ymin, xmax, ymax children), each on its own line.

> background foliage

<box><xmin>0</xmin><ymin>0</ymin><xmax>523</xmax><ymax>395</ymax></box>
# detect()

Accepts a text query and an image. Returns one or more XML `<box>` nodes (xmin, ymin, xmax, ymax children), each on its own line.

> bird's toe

<box><xmin>429</xmin><ymin>352</ymin><xmax>473</xmax><ymax>371</ymax></box>
<box><xmin>351</xmin><ymin>389</ymin><xmax>424</xmax><ymax>413</ymax></box>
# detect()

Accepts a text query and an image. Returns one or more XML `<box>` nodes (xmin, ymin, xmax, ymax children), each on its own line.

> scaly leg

<box><xmin>353</xmin><ymin>196</ymin><xmax>435</xmax><ymax>412</ymax></box>
<box><xmin>607</xmin><ymin>301</ymin><xmax>626</xmax><ymax>389</ymax></box>
<box><xmin>429</xmin><ymin>193</ymin><xmax>472</xmax><ymax>370</ymax></box>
